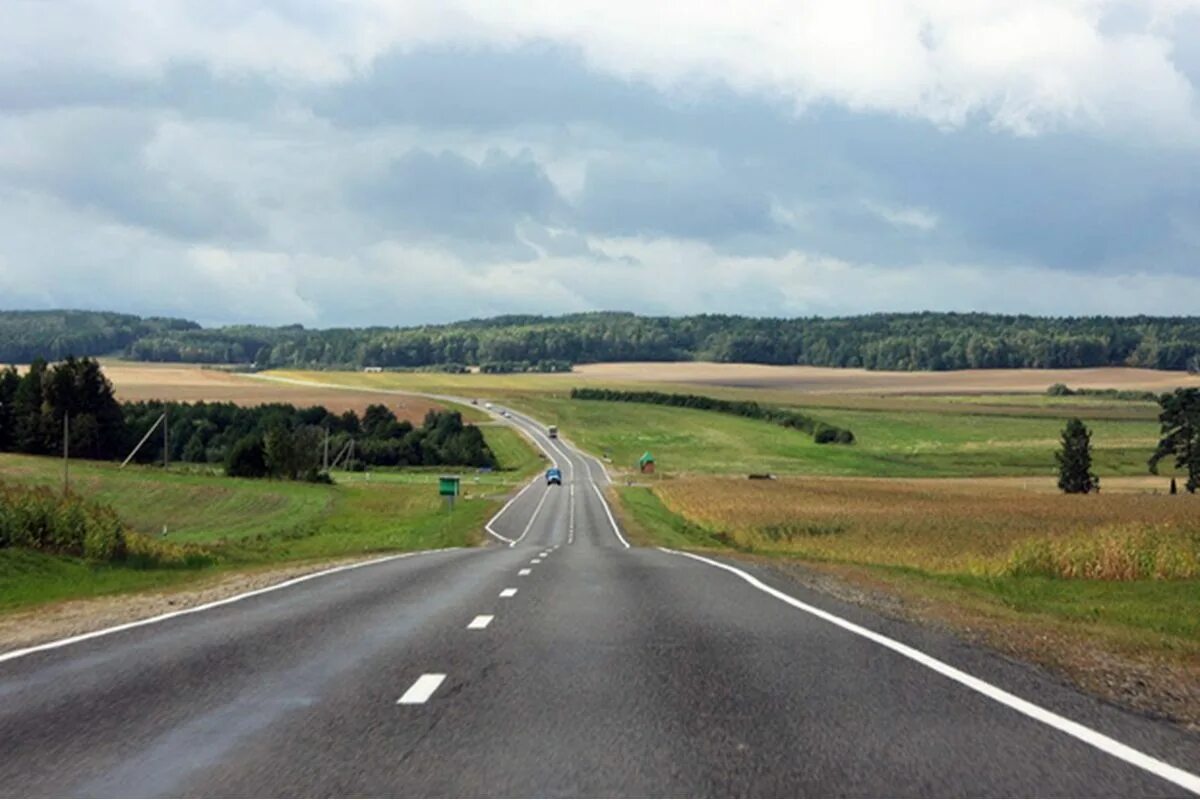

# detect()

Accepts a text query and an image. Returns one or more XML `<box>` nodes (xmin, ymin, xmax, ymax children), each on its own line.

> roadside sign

<box><xmin>439</xmin><ymin>475</ymin><xmax>461</xmax><ymax>497</ymax></box>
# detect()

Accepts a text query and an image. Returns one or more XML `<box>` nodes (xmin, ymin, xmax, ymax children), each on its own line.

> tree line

<box><xmin>0</xmin><ymin>358</ymin><xmax>495</xmax><ymax>481</ymax></box>
<box><xmin>6</xmin><ymin>310</ymin><xmax>1200</xmax><ymax>373</ymax></box>
<box><xmin>569</xmin><ymin>387</ymin><xmax>855</xmax><ymax>445</ymax></box>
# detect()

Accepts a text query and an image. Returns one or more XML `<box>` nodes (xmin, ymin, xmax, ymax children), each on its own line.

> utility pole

<box><xmin>63</xmin><ymin>413</ymin><xmax>70</xmax><ymax>494</ymax></box>
<box><xmin>323</xmin><ymin>426</ymin><xmax>330</xmax><ymax>473</ymax></box>
<box><xmin>163</xmin><ymin>407</ymin><xmax>169</xmax><ymax>470</ymax></box>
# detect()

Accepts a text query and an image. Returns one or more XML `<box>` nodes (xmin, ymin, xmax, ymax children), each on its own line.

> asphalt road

<box><xmin>1</xmin><ymin>410</ymin><xmax>1199</xmax><ymax>797</ymax></box>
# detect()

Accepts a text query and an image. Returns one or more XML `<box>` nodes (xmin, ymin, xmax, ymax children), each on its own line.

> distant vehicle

<box><xmin>470</xmin><ymin>399</ymin><xmax>478</xmax><ymax>405</ymax></box>
<box><xmin>547</xmin><ymin>425</ymin><xmax>558</xmax><ymax>439</ymax></box>
<box><xmin>545</xmin><ymin>467</ymin><xmax>562</xmax><ymax>486</ymax></box>
<box><xmin>484</xmin><ymin>402</ymin><xmax>493</xmax><ymax>409</ymax></box>
<box><xmin>501</xmin><ymin>410</ymin><xmax>511</xmax><ymax>418</ymax></box>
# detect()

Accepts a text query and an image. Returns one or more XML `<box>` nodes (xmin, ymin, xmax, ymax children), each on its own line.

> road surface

<box><xmin>1</xmin><ymin>410</ymin><xmax>1198</xmax><ymax>797</ymax></box>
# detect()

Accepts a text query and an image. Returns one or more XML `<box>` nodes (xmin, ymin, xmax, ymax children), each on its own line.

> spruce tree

<box><xmin>1149</xmin><ymin>388</ymin><xmax>1200</xmax><ymax>493</ymax></box>
<box><xmin>1057</xmin><ymin>417</ymin><xmax>1099</xmax><ymax>494</ymax></box>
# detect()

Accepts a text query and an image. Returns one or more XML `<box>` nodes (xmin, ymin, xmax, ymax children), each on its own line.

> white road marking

<box><xmin>511</xmin><ymin>484</ymin><xmax>553</xmax><ymax>547</ymax></box>
<box><xmin>483</xmin><ymin>477</ymin><xmax>541</xmax><ymax>546</ymax></box>
<box><xmin>589</xmin><ymin>480</ymin><xmax>630</xmax><ymax>548</ymax></box>
<box><xmin>467</xmin><ymin>615</ymin><xmax>493</xmax><ymax>630</ymax></box>
<box><xmin>0</xmin><ymin>548</ymin><xmax>461</xmax><ymax>665</ymax></box>
<box><xmin>568</xmin><ymin>483</ymin><xmax>576</xmax><ymax>545</ymax></box>
<box><xmin>530</xmin><ymin>558</ymin><xmax>542</xmax><ymax>564</ymax></box>
<box><xmin>518</xmin><ymin>568</ymin><xmax>532</xmax><ymax>576</ymax></box>
<box><xmin>539</xmin><ymin>552</ymin><xmax>548</xmax><ymax>558</ymax></box>
<box><xmin>397</xmin><ymin>673</ymin><xmax>446</xmax><ymax>705</ymax></box>
<box><xmin>499</xmin><ymin>588</ymin><xmax>518</xmax><ymax>598</ymax></box>
<box><xmin>660</xmin><ymin>547</ymin><xmax>1200</xmax><ymax>796</ymax></box>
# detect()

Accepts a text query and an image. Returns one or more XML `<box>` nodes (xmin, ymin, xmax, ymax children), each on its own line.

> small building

<box><xmin>363</xmin><ymin>366</ymin><xmax>383</xmax><ymax>373</ymax></box>
<box><xmin>639</xmin><ymin>451</ymin><xmax>656</xmax><ymax>474</ymax></box>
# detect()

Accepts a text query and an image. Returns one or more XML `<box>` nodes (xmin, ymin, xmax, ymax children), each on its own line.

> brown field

<box><xmin>575</xmin><ymin>362</ymin><xmax>1200</xmax><ymax>395</ymax></box>
<box><xmin>100</xmin><ymin>363</ymin><xmax>442</xmax><ymax>422</ymax></box>
<box><xmin>652</xmin><ymin>476</ymin><xmax>1200</xmax><ymax>578</ymax></box>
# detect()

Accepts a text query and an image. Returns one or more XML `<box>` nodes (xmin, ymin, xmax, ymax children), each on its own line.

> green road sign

<box><xmin>439</xmin><ymin>475</ymin><xmax>461</xmax><ymax>497</ymax></box>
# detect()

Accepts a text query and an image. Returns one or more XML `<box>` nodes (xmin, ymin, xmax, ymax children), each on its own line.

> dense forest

<box><xmin>0</xmin><ymin>358</ymin><xmax>494</xmax><ymax>480</ymax></box>
<box><xmin>3</xmin><ymin>310</ymin><xmax>1200</xmax><ymax>372</ymax></box>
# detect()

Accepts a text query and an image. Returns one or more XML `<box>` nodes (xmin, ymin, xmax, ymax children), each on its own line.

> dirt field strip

<box><xmin>101</xmin><ymin>362</ymin><xmax>443</xmax><ymax>421</ymax></box>
<box><xmin>574</xmin><ymin>362</ymin><xmax>1200</xmax><ymax>394</ymax></box>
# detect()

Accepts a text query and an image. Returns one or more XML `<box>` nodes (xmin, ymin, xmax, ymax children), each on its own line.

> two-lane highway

<box><xmin>1</xmin><ymin>409</ymin><xmax>1198</xmax><ymax>796</ymax></box>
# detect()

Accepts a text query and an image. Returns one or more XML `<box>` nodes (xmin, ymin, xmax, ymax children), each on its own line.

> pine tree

<box><xmin>1149</xmin><ymin>388</ymin><xmax>1200</xmax><ymax>494</ymax></box>
<box><xmin>1057</xmin><ymin>417</ymin><xmax>1099</xmax><ymax>494</ymax></box>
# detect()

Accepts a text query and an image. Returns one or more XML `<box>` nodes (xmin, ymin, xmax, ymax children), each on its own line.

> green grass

<box><xmin>512</xmin><ymin>396</ymin><xmax>1163</xmax><ymax>478</ymax></box>
<box><xmin>0</xmin><ymin>443</ymin><xmax>540</xmax><ymax>611</ymax></box>
<box><xmin>481</xmin><ymin>424</ymin><xmax>544</xmax><ymax>476</ymax></box>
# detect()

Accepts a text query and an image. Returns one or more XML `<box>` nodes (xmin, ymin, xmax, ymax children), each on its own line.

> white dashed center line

<box><xmin>500</xmin><ymin>588</ymin><xmax>518</xmax><ymax>598</ymax></box>
<box><xmin>397</xmin><ymin>673</ymin><xmax>446</xmax><ymax>705</ymax></box>
<box><xmin>518</xmin><ymin>568</ymin><xmax>532</xmax><ymax>576</ymax></box>
<box><xmin>467</xmin><ymin>615</ymin><xmax>493</xmax><ymax>630</ymax></box>
<box><xmin>539</xmin><ymin>552</ymin><xmax>548</xmax><ymax>558</ymax></box>
<box><xmin>530</xmin><ymin>558</ymin><xmax>542</xmax><ymax>564</ymax></box>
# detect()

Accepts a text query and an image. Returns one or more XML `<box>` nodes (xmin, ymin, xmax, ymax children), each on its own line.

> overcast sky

<box><xmin>1</xmin><ymin>1</ymin><xmax>1199</xmax><ymax>326</ymax></box>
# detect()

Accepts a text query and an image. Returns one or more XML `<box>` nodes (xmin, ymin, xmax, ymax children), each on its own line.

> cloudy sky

<box><xmin>1</xmin><ymin>1</ymin><xmax>1199</xmax><ymax>326</ymax></box>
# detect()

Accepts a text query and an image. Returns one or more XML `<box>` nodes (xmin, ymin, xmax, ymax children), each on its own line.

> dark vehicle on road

<box><xmin>545</xmin><ymin>467</ymin><xmax>562</xmax><ymax>485</ymax></box>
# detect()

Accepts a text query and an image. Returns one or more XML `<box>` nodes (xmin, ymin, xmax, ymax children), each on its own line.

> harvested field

<box><xmin>574</xmin><ymin>362</ymin><xmax>1200</xmax><ymax>395</ymax></box>
<box><xmin>649</xmin><ymin>476</ymin><xmax>1200</xmax><ymax>577</ymax></box>
<box><xmin>101</xmin><ymin>363</ymin><xmax>442</xmax><ymax>422</ymax></box>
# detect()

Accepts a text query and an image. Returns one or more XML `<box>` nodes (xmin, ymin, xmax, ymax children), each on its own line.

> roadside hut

<box><xmin>639</xmin><ymin>451</ymin><xmax>656</xmax><ymax>474</ymax></box>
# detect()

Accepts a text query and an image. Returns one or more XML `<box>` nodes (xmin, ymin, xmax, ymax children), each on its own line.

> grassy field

<box><xmin>273</xmin><ymin>369</ymin><xmax>1172</xmax><ymax>479</ymax></box>
<box><xmin>0</xmin><ymin>417</ymin><xmax>539</xmax><ymax>611</ymax></box>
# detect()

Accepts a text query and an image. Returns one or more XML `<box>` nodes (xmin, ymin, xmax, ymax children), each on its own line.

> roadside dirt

<box><xmin>0</xmin><ymin>557</ymin><xmax>377</xmax><ymax>654</ymax></box>
<box><xmin>749</xmin><ymin>556</ymin><xmax>1200</xmax><ymax>731</ymax></box>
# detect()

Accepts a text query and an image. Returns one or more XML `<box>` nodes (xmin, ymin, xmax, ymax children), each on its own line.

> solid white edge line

<box><xmin>658</xmin><ymin>547</ymin><xmax>1200</xmax><ymax>796</ymax></box>
<box><xmin>467</xmin><ymin>615</ymin><xmax>493</xmax><ymax>630</ymax></box>
<box><xmin>589</xmin><ymin>480</ymin><xmax>630</xmax><ymax>548</ymax></box>
<box><xmin>397</xmin><ymin>673</ymin><xmax>446</xmax><ymax>704</ymax></box>
<box><xmin>0</xmin><ymin>548</ymin><xmax>461</xmax><ymax>665</ymax></box>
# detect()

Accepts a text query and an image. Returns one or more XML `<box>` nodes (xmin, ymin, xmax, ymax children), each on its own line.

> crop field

<box><xmin>572</xmin><ymin>362</ymin><xmax>1200</xmax><ymax>394</ymax></box>
<box><xmin>100</xmin><ymin>362</ymin><xmax>445</xmax><ymax>422</ymax></box>
<box><xmin>645</xmin><ymin>476</ymin><xmax>1200</xmax><ymax>577</ymax></box>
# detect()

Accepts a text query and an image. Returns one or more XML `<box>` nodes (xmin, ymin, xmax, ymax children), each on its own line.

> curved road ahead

<box><xmin>1</xmin><ymin>409</ymin><xmax>1198</xmax><ymax>797</ymax></box>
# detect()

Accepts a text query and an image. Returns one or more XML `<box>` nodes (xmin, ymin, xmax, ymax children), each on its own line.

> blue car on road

<box><xmin>545</xmin><ymin>467</ymin><xmax>562</xmax><ymax>486</ymax></box>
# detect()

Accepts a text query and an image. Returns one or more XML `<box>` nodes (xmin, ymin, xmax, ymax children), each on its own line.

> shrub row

<box><xmin>569</xmin><ymin>388</ymin><xmax>855</xmax><ymax>445</ymax></box>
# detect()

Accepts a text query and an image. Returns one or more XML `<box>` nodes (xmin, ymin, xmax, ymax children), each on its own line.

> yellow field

<box><xmin>100</xmin><ymin>363</ymin><xmax>443</xmax><ymax>422</ymax></box>
<box><xmin>653</xmin><ymin>477</ymin><xmax>1200</xmax><ymax>579</ymax></box>
<box><xmin>574</xmin><ymin>362</ymin><xmax>1200</xmax><ymax>394</ymax></box>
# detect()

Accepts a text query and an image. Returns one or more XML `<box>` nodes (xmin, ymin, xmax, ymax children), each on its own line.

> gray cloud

<box><xmin>0</xmin><ymin>4</ymin><xmax>1198</xmax><ymax>326</ymax></box>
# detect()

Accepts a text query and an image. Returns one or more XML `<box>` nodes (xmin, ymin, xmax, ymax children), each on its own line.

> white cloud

<box><xmin>4</xmin><ymin>1</ymin><xmax>1199</xmax><ymax>141</ymax></box>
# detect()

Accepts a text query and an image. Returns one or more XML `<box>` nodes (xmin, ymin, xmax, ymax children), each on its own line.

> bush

<box><xmin>225</xmin><ymin>434</ymin><xmax>268</xmax><ymax>478</ymax></box>
<box><xmin>0</xmin><ymin>483</ymin><xmax>127</xmax><ymax>561</ymax></box>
